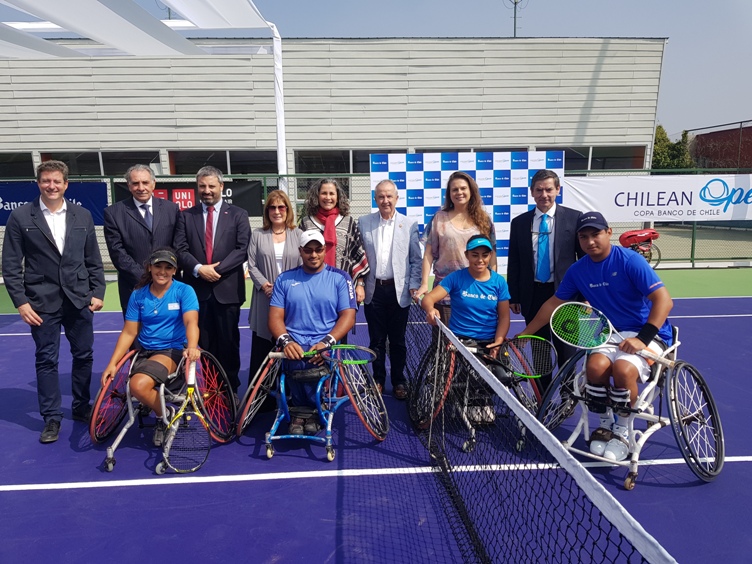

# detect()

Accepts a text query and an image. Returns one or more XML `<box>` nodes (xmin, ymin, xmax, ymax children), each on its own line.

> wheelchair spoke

<box><xmin>195</xmin><ymin>351</ymin><xmax>237</xmax><ymax>443</ymax></box>
<box><xmin>90</xmin><ymin>350</ymin><xmax>134</xmax><ymax>443</ymax></box>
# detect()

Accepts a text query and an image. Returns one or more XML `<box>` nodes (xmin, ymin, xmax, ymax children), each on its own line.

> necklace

<box><xmin>272</xmin><ymin>228</ymin><xmax>285</xmax><ymax>235</ymax></box>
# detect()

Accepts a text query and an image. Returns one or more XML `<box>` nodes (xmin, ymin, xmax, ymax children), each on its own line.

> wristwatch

<box><xmin>356</xmin><ymin>281</ymin><xmax>365</xmax><ymax>287</ymax></box>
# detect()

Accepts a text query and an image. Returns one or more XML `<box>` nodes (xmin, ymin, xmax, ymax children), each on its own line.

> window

<box><xmin>43</xmin><ymin>152</ymin><xmax>101</xmax><ymax>175</ymax></box>
<box><xmin>591</xmin><ymin>146</ymin><xmax>646</xmax><ymax>170</ymax></box>
<box><xmin>102</xmin><ymin>151</ymin><xmax>160</xmax><ymax>176</ymax></box>
<box><xmin>294</xmin><ymin>150</ymin><xmax>349</xmax><ymax>174</ymax></box>
<box><xmin>229</xmin><ymin>151</ymin><xmax>278</xmax><ymax>174</ymax></box>
<box><xmin>169</xmin><ymin>150</ymin><xmax>228</xmax><ymax>175</ymax></box>
<box><xmin>0</xmin><ymin>153</ymin><xmax>34</xmax><ymax>178</ymax></box>
<box><xmin>537</xmin><ymin>147</ymin><xmax>590</xmax><ymax>174</ymax></box>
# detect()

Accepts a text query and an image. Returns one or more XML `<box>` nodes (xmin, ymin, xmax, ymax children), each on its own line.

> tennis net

<box><xmin>404</xmin><ymin>303</ymin><xmax>675</xmax><ymax>564</ymax></box>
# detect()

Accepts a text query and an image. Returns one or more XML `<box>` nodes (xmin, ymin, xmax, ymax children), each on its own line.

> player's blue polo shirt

<box><xmin>556</xmin><ymin>245</ymin><xmax>673</xmax><ymax>344</ymax></box>
<box><xmin>126</xmin><ymin>280</ymin><xmax>199</xmax><ymax>350</ymax></box>
<box><xmin>270</xmin><ymin>265</ymin><xmax>356</xmax><ymax>347</ymax></box>
<box><xmin>439</xmin><ymin>268</ymin><xmax>511</xmax><ymax>341</ymax></box>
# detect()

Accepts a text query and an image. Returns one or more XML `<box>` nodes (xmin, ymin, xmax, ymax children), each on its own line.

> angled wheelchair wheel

<box><xmin>668</xmin><ymin>361</ymin><xmax>725</xmax><ymax>481</ymax></box>
<box><xmin>193</xmin><ymin>351</ymin><xmax>237</xmax><ymax>443</ymax></box>
<box><xmin>340</xmin><ymin>362</ymin><xmax>390</xmax><ymax>441</ymax></box>
<box><xmin>537</xmin><ymin>350</ymin><xmax>587</xmax><ymax>430</ymax></box>
<box><xmin>408</xmin><ymin>344</ymin><xmax>455</xmax><ymax>430</ymax></box>
<box><xmin>90</xmin><ymin>350</ymin><xmax>135</xmax><ymax>443</ymax></box>
<box><xmin>236</xmin><ymin>354</ymin><xmax>281</xmax><ymax>437</ymax></box>
<box><xmin>509</xmin><ymin>377</ymin><xmax>541</xmax><ymax>416</ymax></box>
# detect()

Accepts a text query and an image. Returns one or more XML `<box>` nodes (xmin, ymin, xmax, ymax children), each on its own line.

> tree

<box><xmin>652</xmin><ymin>126</ymin><xmax>695</xmax><ymax>170</ymax></box>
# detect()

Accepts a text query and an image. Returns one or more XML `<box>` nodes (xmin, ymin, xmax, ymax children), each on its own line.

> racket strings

<box><xmin>165</xmin><ymin>412</ymin><xmax>210</xmax><ymax>472</ymax></box>
<box><xmin>500</xmin><ymin>337</ymin><xmax>557</xmax><ymax>378</ymax></box>
<box><xmin>551</xmin><ymin>304</ymin><xmax>611</xmax><ymax>348</ymax></box>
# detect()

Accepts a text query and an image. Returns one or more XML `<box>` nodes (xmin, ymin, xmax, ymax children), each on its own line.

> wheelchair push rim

<box><xmin>90</xmin><ymin>349</ymin><xmax>136</xmax><ymax>443</ymax></box>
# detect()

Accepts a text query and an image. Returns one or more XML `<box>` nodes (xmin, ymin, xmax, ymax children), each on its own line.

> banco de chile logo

<box><xmin>699</xmin><ymin>178</ymin><xmax>752</xmax><ymax>213</ymax></box>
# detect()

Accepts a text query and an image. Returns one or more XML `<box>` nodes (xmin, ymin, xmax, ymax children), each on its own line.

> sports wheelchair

<box><xmin>89</xmin><ymin>349</ymin><xmax>237</xmax><ymax>472</ymax></box>
<box><xmin>537</xmin><ymin>326</ymin><xmax>725</xmax><ymax>490</ymax></box>
<box><xmin>235</xmin><ymin>345</ymin><xmax>389</xmax><ymax>462</ymax></box>
<box><xmin>408</xmin><ymin>334</ymin><xmax>545</xmax><ymax>453</ymax></box>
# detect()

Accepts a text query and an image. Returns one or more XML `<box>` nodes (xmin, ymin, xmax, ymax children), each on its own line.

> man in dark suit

<box><xmin>359</xmin><ymin>180</ymin><xmax>422</xmax><ymax>400</ymax></box>
<box><xmin>2</xmin><ymin>161</ymin><xmax>106</xmax><ymax>443</ymax></box>
<box><xmin>173</xmin><ymin>166</ymin><xmax>250</xmax><ymax>393</ymax></box>
<box><xmin>104</xmin><ymin>164</ymin><xmax>181</xmax><ymax>314</ymax></box>
<box><xmin>507</xmin><ymin>169</ymin><xmax>582</xmax><ymax>385</ymax></box>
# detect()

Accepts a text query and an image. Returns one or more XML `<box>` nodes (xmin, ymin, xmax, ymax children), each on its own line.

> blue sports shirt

<box><xmin>555</xmin><ymin>245</ymin><xmax>673</xmax><ymax>344</ymax></box>
<box><xmin>270</xmin><ymin>265</ymin><xmax>357</xmax><ymax>347</ymax></box>
<box><xmin>126</xmin><ymin>280</ymin><xmax>199</xmax><ymax>350</ymax></box>
<box><xmin>439</xmin><ymin>268</ymin><xmax>511</xmax><ymax>341</ymax></box>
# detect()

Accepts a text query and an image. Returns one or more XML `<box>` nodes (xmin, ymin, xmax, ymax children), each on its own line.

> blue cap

<box><xmin>577</xmin><ymin>211</ymin><xmax>609</xmax><ymax>232</ymax></box>
<box><xmin>466</xmin><ymin>236</ymin><xmax>493</xmax><ymax>252</ymax></box>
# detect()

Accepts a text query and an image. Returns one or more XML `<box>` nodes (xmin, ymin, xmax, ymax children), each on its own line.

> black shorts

<box><xmin>131</xmin><ymin>348</ymin><xmax>184</xmax><ymax>387</ymax></box>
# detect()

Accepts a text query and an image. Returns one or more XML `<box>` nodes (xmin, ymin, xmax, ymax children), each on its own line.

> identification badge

<box><xmin>168</xmin><ymin>302</ymin><xmax>180</xmax><ymax>310</ymax></box>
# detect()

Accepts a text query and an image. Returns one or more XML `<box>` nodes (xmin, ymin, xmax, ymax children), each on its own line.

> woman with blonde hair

<box><xmin>246</xmin><ymin>189</ymin><xmax>303</xmax><ymax>385</ymax></box>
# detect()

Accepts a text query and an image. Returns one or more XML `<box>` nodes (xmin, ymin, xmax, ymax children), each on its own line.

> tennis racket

<box><xmin>550</xmin><ymin>302</ymin><xmax>674</xmax><ymax>367</ymax></box>
<box><xmin>161</xmin><ymin>360</ymin><xmax>211</xmax><ymax>473</ymax></box>
<box><xmin>498</xmin><ymin>336</ymin><xmax>557</xmax><ymax>379</ymax></box>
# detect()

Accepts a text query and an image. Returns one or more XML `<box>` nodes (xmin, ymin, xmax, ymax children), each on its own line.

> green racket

<box><xmin>550</xmin><ymin>302</ymin><xmax>674</xmax><ymax>367</ymax></box>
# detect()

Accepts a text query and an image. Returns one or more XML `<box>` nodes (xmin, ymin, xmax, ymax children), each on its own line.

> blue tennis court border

<box><xmin>0</xmin><ymin>297</ymin><xmax>750</xmax><ymax>563</ymax></box>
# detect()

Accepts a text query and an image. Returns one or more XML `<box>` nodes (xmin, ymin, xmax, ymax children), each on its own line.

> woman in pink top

<box><xmin>415</xmin><ymin>171</ymin><xmax>496</xmax><ymax>322</ymax></box>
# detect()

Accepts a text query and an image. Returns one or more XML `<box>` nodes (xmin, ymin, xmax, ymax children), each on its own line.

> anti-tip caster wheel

<box><xmin>155</xmin><ymin>461</ymin><xmax>167</xmax><ymax>475</ymax></box>
<box><xmin>104</xmin><ymin>458</ymin><xmax>116</xmax><ymax>472</ymax></box>
<box><xmin>624</xmin><ymin>473</ymin><xmax>638</xmax><ymax>490</ymax></box>
<box><xmin>326</xmin><ymin>447</ymin><xmax>336</xmax><ymax>462</ymax></box>
<box><xmin>266</xmin><ymin>444</ymin><xmax>274</xmax><ymax>459</ymax></box>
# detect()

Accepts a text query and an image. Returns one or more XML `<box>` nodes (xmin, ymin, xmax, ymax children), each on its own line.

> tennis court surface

<box><xmin>0</xmin><ymin>293</ymin><xmax>750</xmax><ymax>563</ymax></box>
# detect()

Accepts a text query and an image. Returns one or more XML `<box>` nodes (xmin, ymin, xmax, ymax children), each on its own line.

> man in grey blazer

<box><xmin>507</xmin><ymin>169</ymin><xmax>583</xmax><ymax>386</ymax></box>
<box><xmin>2</xmin><ymin>161</ymin><xmax>106</xmax><ymax>443</ymax></box>
<box><xmin>104</xmin><ymin>164</ymin><xmax>181</xmax><ymax>314</ymax></box>
<box><xmin>359</xmin><ymin>180</ymin><xmax>422</xmax><ymax>399</ymax></box>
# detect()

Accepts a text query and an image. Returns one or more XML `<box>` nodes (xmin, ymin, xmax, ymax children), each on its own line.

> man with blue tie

<box><xmin>173</xmin><ymin>166</ymin><xmax>251</xmax><ymax>394</ymax></box>
<box><xmin>359</xmin><ymin>180</ymin><xmax>422</xmax><ymax>400</ymax></box>
<box><xmin>507</xmin><ymin>169</ymin><xmax>582</xmax><ymax>389</ymax></box>
<box><xmin>2</xmin><ymin>161</ymin><xmax>106</xmax><ymax>443</ymax></box>
<box><xmin>104</xmin><ymin>164</ymin><xmax>181</xmax><ymax>315</ymax></box>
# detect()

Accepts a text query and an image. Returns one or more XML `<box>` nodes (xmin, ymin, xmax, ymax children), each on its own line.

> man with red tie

<box><xmin>173</xmin><ymin>166</ymin><xmax>251</xmax><ymax>394</ymax></box>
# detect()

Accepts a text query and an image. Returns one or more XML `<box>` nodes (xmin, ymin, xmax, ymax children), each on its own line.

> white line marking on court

<box><xmin>1</xmin><ymin>456</ymin><xmax>750</xmax><ymax>493</ymax></box>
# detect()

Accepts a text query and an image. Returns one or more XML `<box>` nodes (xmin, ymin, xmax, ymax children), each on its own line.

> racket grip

<box><xmin>269</xmin><ymin>352</ymin><xmax>286</xmax><ymax>359</ymax></box>
<box><xmin>186</xmin><ymin>360</ymin><xmax>197</xmax><ymax>386</ymax></box>
<box><xmin>637</xmin><ymin>348</ymin><xmax>674</xmax><ymax>368</ymax></box>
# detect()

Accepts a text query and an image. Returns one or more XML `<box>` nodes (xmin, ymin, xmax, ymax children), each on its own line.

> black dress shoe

<box><xmin>40</xmin><ymin>420</ymin><xmax>61</xmax><ymax>444</ymax></box>
<box><xmin>72</xmin><ymin>405</ymin><xmax>92</xmax><ymax>423</ymax></box>
<box><xmin>393</xmin><ymin>384</ymin><xmax>408</xmax><ymax>400</ymax></box>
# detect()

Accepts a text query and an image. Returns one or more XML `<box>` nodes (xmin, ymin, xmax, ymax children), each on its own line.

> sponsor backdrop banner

<box><xmin>0</xmin><ymin>181</ymin><xmax>108</xmax><ymax>226</ymax></box>
<box><xmin>369</xmin><ymin>151</ymin><xmax>566</xmax><ymax>272</ymax></box>
<box><xmin>563</xmin><ymin>175</ymin><xmax>752</xmax><ymax>222</ymax></box>
<box><xmin>113</xmin><ymin>179</ymin><xmax>264</xmax><ymax>217</ymax></box>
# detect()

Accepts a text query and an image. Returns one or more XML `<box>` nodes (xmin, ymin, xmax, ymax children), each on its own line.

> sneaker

<box><xmin>153</xmin><ymin>407</ymin><xmax>174</xmax><ymax>447</ymax></box>
<box><xmin>72</xmin><ymin>404</ymin><xmax>92</xmax><ymax>423</ymax></box>
<box><xmin>288</xmin><ymin>417</ymin><xmax>305</xmax><ymax>436</ymax></box>
<box><xmin>589</xmin><ymin>426</ymin><xmax>612</xmax><ymax>457</ymax></box>
<box><xmin>467</xmin><ymin>406</ymin><xmax>496</xmax><ymax>425</ymax></box>
<box><xmin>40</xmin><ymin>419</ymin><xmax>61</xmax><ymax>444</ymax></box>
<box><xmin>603</xmin><ymin>424</ymin><xmax>630</xmax><ymax>462</ymax></box>
<box><xmin>304</xmin><ymin>415</ymin><xmax>321</xmax><ymax>435</ymax></box>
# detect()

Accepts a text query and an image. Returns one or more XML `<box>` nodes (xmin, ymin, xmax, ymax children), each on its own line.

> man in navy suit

<box><xmin>104</xmin><ymin>164</ymin><xmax>180</xmax><ymax>314</ymax></box>
<box><xmin>174</xmin><ymin>166</ymin><xmax>251</xmax><ymax>393</ymax></box>
<box><xmin>359</xmin><ymin>180</ymin><xmax>422</xmax><ymax>399</ymax></box>
<box><xmin>507</xmin><ymin>169</ymin><xmax>582</xmax><ymax>387</ymax></box>
<box><xmin>2</xmin><ymin>161</ymin><xmax>106</xmax><ymax>443</ymax></box>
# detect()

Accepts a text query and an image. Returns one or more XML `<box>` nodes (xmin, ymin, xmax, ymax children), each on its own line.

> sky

<box><xmin>1</xmin><ymin>0</ymin><xmax>749</xmax><ymax>139</ymax></box>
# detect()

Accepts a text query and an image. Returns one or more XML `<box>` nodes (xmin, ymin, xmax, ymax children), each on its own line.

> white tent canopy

<box><xmin>0</xmin><ymin>0</ymin><xmax>288</xmax><ymax>177</ymax></box>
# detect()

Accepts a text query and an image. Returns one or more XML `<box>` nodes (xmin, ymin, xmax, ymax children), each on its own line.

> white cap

<box><xmin>300</xmin><ymin>230</ymin><xmax>325</xmax><ymax>247</ymax></box>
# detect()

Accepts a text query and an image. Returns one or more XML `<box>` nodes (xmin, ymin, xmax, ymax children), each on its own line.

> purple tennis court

<box><xmin>0</xmin><ymin>297</ymin><xmax>750</xmax><ymax>563</ymax></box>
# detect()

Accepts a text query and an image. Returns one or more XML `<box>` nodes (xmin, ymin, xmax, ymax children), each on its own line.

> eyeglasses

<box><xmin>301</xmin><ymin>246</ymin><xmax>325</xmax><ymax>255</ymax></box>
<box><xmin>268</xmin><ymin>205</ymin><xmax>287</xmax><ymax>211</ymax></box>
